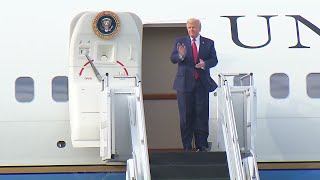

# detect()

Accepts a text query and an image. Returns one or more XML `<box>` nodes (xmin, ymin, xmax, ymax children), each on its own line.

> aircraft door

<box><xmin>68</xmin><ymin>11</ymin><xmax>142</xmax><ymax>161</ymax></box>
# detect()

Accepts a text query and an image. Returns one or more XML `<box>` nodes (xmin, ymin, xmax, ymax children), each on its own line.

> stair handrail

<box><xmin>249</xmin><ymin>150</ymin><xmax>260</xmax><ymax>180</ymax></box>
<box><xmin>218</xmin><ymin>73</ymin><xmax>260</xmax><ymax>180</ymax></box>
<box><xmin>218</xmin><ymin>73</ymin><xmax>246</xmax><ymax>180</ymax></box>
<box><xmin>126</xmin><ymin>77</ymin><xmax>151</xmax><ymax>180</ymax></box>
<box><xmin>245</xmin><ymin>85</ymin><xmax>260</xmax><ymax>180</ymax></box>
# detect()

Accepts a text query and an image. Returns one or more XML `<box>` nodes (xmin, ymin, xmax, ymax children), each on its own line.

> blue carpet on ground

<box><xmin>1</xmin><ymin>170</ymin><xmax>320</xmax><ymax>179</ymax></box>
<box><xmin>0</xmin><ymin>172</ymin><xmax>126</xmax><ymax>180</ymax></box>
<box><xmin>260</xmin><ymin>169</ymin><xmax>320</xmax><ymax>180</ymax></box>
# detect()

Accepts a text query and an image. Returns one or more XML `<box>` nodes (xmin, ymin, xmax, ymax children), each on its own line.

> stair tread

<box><xmin>149</xmin><ymin>151</ymin><xmax>228</xmax><ymax>166</ymax></box>
<box><xmin>152</xmin><ymin>178</ymin><xmax>229</xmax><ymax>180</ymax></box>
<box><xmin>149</xmin><ymin>151</ymin><xmax>230</xmax><ymax>180</ymax></box>
<box><xmin>150</xmin><ymin>164</ymin><xmax>229</xmax><ymax>179</ymax></box>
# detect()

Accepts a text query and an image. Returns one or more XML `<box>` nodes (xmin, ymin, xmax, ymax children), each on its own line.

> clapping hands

<box><xmin>195</xmin><ymin>59</ymin><xmax>205</xmax><ymax>69</ymax></box>
<box><xmin>177</xmin><ymin>43</ymin><xmax>187</xmax><ymax>59</ymax></box>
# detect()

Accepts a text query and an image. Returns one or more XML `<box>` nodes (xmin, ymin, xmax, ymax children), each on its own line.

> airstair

<box><xmin>69</xmin><ymin>10</ymin><xmax>259</xmax><ymax>180</ymax></box>
<box><xmin>126</xmin><ymin>73</ymin><xmax>260</xmax><ymax>180</ymax></box>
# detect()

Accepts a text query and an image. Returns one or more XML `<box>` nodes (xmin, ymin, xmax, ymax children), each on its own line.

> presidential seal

<box><xmin>93</xmin><ymin>11</ymin><xmax>120</xmax><ymax>39</ymax></box>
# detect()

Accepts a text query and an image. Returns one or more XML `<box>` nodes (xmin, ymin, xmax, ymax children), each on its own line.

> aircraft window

<box><xmin>52</xmin><ymin>76</ymin><xmax>69</xmax><ymax>102</ymax></box>
<box><xmin>15</xmin><ymin>77</ymin><xmax>34</xmax><ymax>102</ymax></box>
<box><xmin>233</xmin><ymin>74</ymin><xmax>251</xmax><ymax>86</ymax></box>
<box><xmin>306</xmin><ymin>73</ymin><xmax>320</xmax><ymax>98</ymax></box>
<box><xmin>270</xmin><ymin>73</ymin><xmax>289</xmax><ymax>99</ymax></box>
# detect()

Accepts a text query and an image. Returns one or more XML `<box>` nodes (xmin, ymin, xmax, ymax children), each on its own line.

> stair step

<box><xmin>150</xmin><ymin>164</ymin><xmax>229</xmax><ymax>180</ymax></box>
<box><xmin>149</xmin><ymin>152</ymin><xmax>230</xmax><ymax>180</ymax></box>
<box><xmin>149</xmin><ymin>151</ymin><xmax>228</xmax><ymax>166</ymax></box>
<box><xmin>151</xmin><ymin>178</ymin><xmax>229</xmax><ymax>180</ymax></box>
<box><xmin>152</xmin><ymin>179</ymin><xmax>229</xmax><ymax>180</ymax></box>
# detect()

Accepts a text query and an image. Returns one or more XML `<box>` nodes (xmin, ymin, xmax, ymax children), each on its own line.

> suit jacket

<box><xmin>171</xmin><ymin>36</ymin><xmax>218</xmax><ymax>92</ymax></box>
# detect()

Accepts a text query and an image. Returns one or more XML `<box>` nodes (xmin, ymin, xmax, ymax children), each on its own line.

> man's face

<box><xmin>187</xmin><ymin>21</ymin><xmax>200</xmax><ymax>38</ymax></box>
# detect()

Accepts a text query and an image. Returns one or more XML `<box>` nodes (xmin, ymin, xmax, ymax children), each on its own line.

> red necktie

<box><xmin>192</xmin><ymin>38</ymin><xmax>199</xmax><ymax>79</ymax></box>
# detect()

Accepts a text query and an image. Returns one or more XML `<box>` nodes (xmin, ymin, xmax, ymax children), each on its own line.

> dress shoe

<box><xmin>196</xmin><ymin>147</ymin><xmax>209</xmax><ymax>152</ymax></box>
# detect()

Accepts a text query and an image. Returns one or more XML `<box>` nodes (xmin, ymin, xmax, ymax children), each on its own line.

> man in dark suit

<box><xmin>171</xmin><ymin>18</ymin><xmax>218</xmax><ymax>152</ymax></box>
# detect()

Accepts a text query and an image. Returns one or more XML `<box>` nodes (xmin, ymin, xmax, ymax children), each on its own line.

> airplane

<box><xmin>0</xmin><ymin>0</ymin><xmax>320</xmax><ymax>179</ymax></box>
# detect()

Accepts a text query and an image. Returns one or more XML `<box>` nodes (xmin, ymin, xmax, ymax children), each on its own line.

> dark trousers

<box><xmin>177</xmin><ymin>80</ymin><xmax>209</xmax><ymax>151</ymax></box>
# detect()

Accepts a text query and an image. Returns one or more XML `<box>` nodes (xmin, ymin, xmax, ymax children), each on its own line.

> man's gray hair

<box><xmin>187</xmin><ymin>18</ymin><xmax>201</xmax><ymax>30</ymax></box>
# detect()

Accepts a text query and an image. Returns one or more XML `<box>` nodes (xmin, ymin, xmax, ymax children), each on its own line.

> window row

<box><xmin>14</xmin><ymin>73</ymin><xmax>320</xmax><ymax>102</ymax></box>
<box><xmin>234</xmin><ymin>73</ymin><xmax>320</xmax><ymax>99</ymax></box>
<box><xmin>16</xmin><ymin>76</ymin><xmax>68</xmax><ymax>102</ymax></box>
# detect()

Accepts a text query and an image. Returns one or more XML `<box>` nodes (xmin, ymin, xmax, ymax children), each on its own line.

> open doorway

<box><xmin>142</xmin><ymin>23</ymin><xmax>187</xmax><ymax>150</ymax></box>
